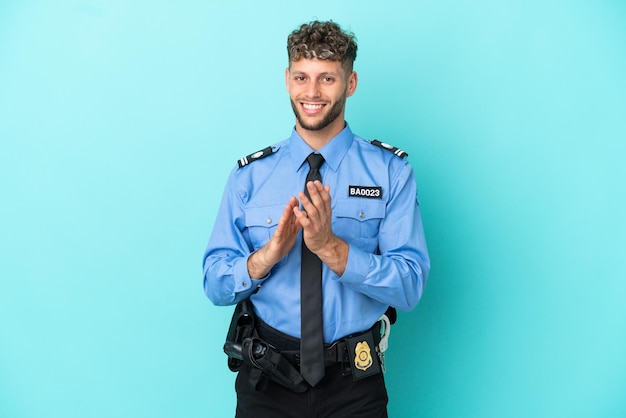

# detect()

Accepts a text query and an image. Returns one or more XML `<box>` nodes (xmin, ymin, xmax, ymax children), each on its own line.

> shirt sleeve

<box><xmin>202</xmin><ymin>168</ymin><xmax>269</xmax><ymax>305</ymax></box>
<box><xmin>337</xmin><ymin>162</ymin><xmax>430</xmax><ymax>311</ymax></box>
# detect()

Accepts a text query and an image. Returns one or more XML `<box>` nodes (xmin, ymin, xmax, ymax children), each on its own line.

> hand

<box><xmin>294</xmin><ymin>180</ymin><xmax>333</xmax><ymax>253</ymax></box>
<box><xmin>247</xmin><ymin>196</ymin><xmax>301</xmax><ymax>279</ymax></box>
<box><xmin>294</xmin><ymin>181</ymin><xmax>349</xmax><ymax>276</ymax></box>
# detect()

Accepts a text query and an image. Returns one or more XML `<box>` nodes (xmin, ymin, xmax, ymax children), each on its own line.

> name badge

<box><xmin>348</xmin><ymin>186</ymin><xmax>382</xmax><ymax>199</ymax></box>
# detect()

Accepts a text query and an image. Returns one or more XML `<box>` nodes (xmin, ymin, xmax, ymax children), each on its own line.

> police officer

<box><xmin>203</xmin><ymin>20</ymin><xmax>430</xmax><ymax>418</ymax></box>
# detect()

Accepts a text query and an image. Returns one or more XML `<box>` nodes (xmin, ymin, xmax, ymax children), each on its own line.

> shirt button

<box><xmin>242</xmin><ymin>282</ymin><xmax>248</xmax><ymax>288</ymax></box>
<box><xmin>359</xmin><ymin>211</ymin><xmax>365</xmax><ymax>218</ymax></box>
<box><xmin>266</xmin><ymin>217</ymin><xmax>272</xmax><ymax>224</ymax></box>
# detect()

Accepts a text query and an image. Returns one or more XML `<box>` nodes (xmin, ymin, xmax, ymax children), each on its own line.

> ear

<box><xmin>346</xmin><ymin>71</ymin><xmax>358</xmax><ymax>98</ymax></box>
<box><xmin>285</xmin><ymin>67</ymin><xmax>290</xmax><ymax>91</ymax></box>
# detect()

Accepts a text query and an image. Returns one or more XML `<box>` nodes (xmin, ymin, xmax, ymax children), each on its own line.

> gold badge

<box><xmin>354</xmin><ymin>341</ymin><xmax>373</xmax><ymax>371</ymax></box>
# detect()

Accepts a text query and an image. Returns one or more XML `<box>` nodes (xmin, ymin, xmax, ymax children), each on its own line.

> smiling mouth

<box><xmin>301</xmin><ymin>102</ymin><xmax>326</xmax><ymax>114</ymax></box>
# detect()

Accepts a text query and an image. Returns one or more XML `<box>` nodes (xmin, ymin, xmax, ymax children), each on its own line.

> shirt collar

<box><xmin>288</xmin><ymin>123</ymin><xmax>354</xmax><ymax>173</ymax></box>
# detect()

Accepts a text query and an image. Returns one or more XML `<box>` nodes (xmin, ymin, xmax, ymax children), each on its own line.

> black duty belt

<box><xmin>223</xmin><ymin>300</ymin><xmax>386</xmax><ymax>392</ymax></box>
<box><xmin>256</xmin><ymin>318</ymin><xmax>382</xmax><ymax>370</ymax></box>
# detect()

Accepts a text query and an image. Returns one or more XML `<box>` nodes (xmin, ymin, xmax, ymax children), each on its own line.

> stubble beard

<box><xmin>290</xmin><ymin>94</ymin><xmax>346</xmax><ymax>132</ymax></box>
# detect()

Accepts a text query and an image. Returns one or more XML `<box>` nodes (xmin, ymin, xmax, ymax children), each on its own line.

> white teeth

<box><xmin>303</xmin><ymin>103</ymin><xmax>323</xmax><ymax>110</ymax></box>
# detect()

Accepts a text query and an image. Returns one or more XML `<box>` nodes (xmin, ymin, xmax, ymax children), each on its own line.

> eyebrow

<box><xmin>291</xmin><ymin>71</ymin><xmax>340</xmax><ymax>77</ymax></box>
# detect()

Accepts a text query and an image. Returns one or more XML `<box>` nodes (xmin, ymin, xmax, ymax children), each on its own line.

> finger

<box><xmin>306</xmin><ymin>182</ymin><xmax>333</xmax><ymax>221</ymax></box>
<box><xmin>293</xmin><ymin>205</ymin><xmax>311</xmax><ymax>227</ymax></box>
<box><xmin>306</xmin><ymin>180</ymin><xmax>326</xmax><ymax>208</ymax></box>
<box><xmin>276</xmin><ymin>197</ymin><xmax>301</xmax><ymax>236</ymax></box>
<box><xmin>279</xmin><ymin>199</ymin><xmax>295</xmax><ymax>224</ymax></box>
<box><xmin>313</xmin><ymin>182</ymin><xmax>332</xmax><ymax>212</ymax></box>
<box><xmin>298</xmin><ymin>191</ymin><xmax>319</xmax><ymax>222</ymax></box>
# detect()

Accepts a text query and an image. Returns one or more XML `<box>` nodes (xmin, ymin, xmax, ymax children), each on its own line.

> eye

<box><xmin>293</xmin><ymin>75</ymin><xmax>306</xmax><ymax>82</ymax></box>
<box><xmin>321</xmin><ymin>76</ymin><xmax>334</xmax><ymax>84</ymax></box>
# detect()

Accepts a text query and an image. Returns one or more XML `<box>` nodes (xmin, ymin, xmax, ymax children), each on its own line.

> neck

<box><xmin>296</xmin><ymin>119</ymin><xmax>346</xmax><ymax>151</ymax></box>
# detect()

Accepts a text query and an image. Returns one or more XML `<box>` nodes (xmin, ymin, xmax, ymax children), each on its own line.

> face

<box><xmin>286</xmin><ymin>59</ymin><xmax>357</xmax><ymax>135</ymax></box>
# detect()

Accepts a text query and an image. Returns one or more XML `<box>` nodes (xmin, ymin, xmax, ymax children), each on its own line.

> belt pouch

<box><xmin>241</xmin><ymin>338</ymin><xmax>308</xmax><ymax>393</ymax></box>
<box><xmin>223</xmin><ymin>300</ymin><xmax>255</xmax><ymax>372</ymax></box>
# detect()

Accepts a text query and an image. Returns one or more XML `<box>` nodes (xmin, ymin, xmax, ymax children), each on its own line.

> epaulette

<box><xmin>237</xmin><ymin>146</ymin><xmax>273</xmax><ymax>168</ymax></box>
<box><xmin>370</xmin><ymin>140</ymin><xmax>408</xmax><ymax>159</ymax></box>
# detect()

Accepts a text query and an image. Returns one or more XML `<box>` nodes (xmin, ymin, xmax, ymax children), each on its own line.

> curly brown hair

<box><xmin>287</xmin><ymin>21</ymin><xmax>357</xmax><ymax>71</ymax></box>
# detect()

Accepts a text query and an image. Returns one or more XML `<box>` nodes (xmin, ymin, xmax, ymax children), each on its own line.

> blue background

<box><xmin>1</xmin><ymin>1</ymin><xmax>625</xmax><ymax>417</ymax></box>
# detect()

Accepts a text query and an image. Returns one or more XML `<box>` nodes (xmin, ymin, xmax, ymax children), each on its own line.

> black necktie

<box><xmin>300</xmin><ymin>153</ymin><xmax>325</xmax><ymax>386</ymax></box>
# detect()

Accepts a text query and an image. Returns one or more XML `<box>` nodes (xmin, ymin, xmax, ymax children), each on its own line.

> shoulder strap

<box><xmin>238</xmin><ymin>146</ymin><xmax>274</xmax><ymax>168</ymax></box>
<box><xmin>370</xmin><ymin>140</ymin><xmax>408</xmax><ymax>159</ymax></box>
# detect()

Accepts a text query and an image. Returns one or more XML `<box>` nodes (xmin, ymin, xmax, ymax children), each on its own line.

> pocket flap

<box><xmin>244</xmin><ymin>205</ymin><xmax>284</xmax><ymax>228</ymax></box>
<box><xmin>334</xmin><ymin>199</ymin><xmax>386</xmax><ymax>221</ymax></box>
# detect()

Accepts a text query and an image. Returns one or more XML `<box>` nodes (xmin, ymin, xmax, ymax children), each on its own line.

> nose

<box><xmin>304</xmin><ymin>79</ymin><xmax>321</xmax><ymax>99</ymax></box>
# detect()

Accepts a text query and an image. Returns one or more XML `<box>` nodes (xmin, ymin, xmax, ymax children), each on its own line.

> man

<box><xmin>203</xmin><ymin>20</ymin><xmax>430</xmax><ymax>417</ymax></box>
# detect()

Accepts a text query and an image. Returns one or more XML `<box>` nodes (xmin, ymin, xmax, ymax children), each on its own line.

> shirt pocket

<box><xmin>333</xmin><ymin>199</ymin><xmax>386</xmax><ymax>252</ymax></box>
<box><xmin>244</xmin><ymin>205</ymin><xmax>283</xmax><ymax>250</ymax></box>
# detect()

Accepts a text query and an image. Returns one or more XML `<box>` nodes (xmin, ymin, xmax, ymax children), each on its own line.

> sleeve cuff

<box><xmin>233</xmin><ymin>254</ymin><xmax>270</xmax><ymax>293</ymax></box>
<box><xmin>336</xmin><ymin>244</ymin><xmax>370</xmax><ymax>284</ymax></box>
